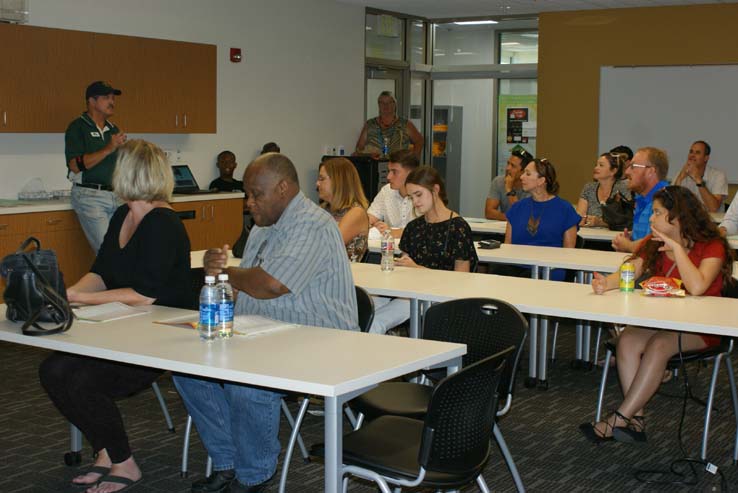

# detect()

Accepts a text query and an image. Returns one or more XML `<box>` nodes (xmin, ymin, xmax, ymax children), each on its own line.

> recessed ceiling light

<box><xmin>453</xmin><ymin>20</ymin><xmax>498</xmax><ymax>25</ymax></box>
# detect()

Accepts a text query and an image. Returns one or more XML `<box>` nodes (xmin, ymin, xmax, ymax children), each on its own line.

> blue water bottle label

<box><xmin>199</xmin><ymin>303</ymin><xmax>218</xmax><ymax>324</ymax></box>
<box><xmin>218</xmin><ymin>301</ymin><xmax>234</xmax><ymax>322</ymax></box>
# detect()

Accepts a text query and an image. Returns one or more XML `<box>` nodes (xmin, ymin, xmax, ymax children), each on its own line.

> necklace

<box><xmin>527</xmin><ymin>201</ymin><xmax>543</xmax><ymax>236</ymax></box>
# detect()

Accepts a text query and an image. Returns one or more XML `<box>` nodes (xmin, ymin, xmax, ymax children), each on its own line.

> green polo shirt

<box><xmin>64</xmin><ymin>113</ymin><xmax>119</xmax><ymax>186</ymax></box>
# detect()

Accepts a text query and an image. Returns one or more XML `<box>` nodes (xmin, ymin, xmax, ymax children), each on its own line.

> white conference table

<box><xmin>350</xmin><ymin>262</ymin><xmax>738</xmax><ymax>387</ymax></box>
<box><xmin>0</xmin><ymin>305</ymin><xmax>465</xmax><ymax>493</ymax></box>
<box><xmin>464</xmin><ymin>217</ymin><xmax>738</xmax><ymax>249</ymax></box>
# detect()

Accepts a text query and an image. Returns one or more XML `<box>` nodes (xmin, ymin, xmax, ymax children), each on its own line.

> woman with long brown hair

<box><xmin>581</xmin><ymin>185</ymin><xmax>733</xmax><ymax>444</ymax></box>
<box><xmin>317</xmin><ymin>158</ymin><xmax>370</xmax><ymax>261</ymax></box>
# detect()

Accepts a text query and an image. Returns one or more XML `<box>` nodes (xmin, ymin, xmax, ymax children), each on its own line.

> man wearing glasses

<box><xmin>671</xmin><ymin>140</ymin><xmax>727</xmax><ymax>212</ymax></box>
<box><xmin>612</xmin><ymin>147</ymin><xmax>669</xmax><ymax>253</ymax></box>
<box><xmin>485</xmin><ymin>149</ymin><xmax>533</xmax><ymax>220</ymax></box>
<box><xmin>174</xmin><ymin>153</ymin><xmax>358</xmax><ymax>493</ymax></box>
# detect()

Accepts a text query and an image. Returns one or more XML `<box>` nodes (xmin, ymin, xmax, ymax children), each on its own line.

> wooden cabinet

<box><xmin>0</xmin><ymin>25</ymin><xmax>95</xmax><ymax>132</ymax></box>
<box><xmin>0</xmin><ymin>198</ymin><xmax>240</xmax><ymax>290</ymax></box>
<box><xmin>0</xmin><ymin>24</ymin><xmax>216</xmax><ymax>134</ymax></box>
<box><xmin>171</xmin><ymin>198</ymin><xmax>243</xmax><ymax>251</ymax></box>
<box><xmin>0</xmin><ymin>211</ymin><xmax>95</xmax><ymax>291</ymax></box>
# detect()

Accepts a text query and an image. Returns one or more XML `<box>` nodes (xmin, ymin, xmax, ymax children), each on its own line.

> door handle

<box><xmin>183</xmin><ymin>113</ymin><xmax>188</xmax><ymax>128</ymax></box>
<box><xmin>46</xmin><ymin>218</ymin><xmax>63</xmax><ymax>225</ymax></box>
<box><xmin>175</xmin><ymin>114</ymin><xmax>179</xmax><ymax>128</ymax></box>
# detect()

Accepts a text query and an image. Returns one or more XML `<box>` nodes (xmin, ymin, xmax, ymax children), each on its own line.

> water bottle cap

<box><xmin>204</xmin><ymin>275</ymin><xmax>216</xmax><ymax>283</ymax></box>
<box><xmin>217</xmin><ymin>273</ymin><xmax>229</xmax><ymax>281</ymax></box>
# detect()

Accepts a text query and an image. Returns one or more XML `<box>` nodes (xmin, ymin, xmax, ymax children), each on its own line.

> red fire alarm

<box><xmin>230</xmin><ymin>48</ymin><xmax>242</xmax><ymax>63</ymax></box>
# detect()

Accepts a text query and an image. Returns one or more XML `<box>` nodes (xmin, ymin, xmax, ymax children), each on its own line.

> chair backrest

<box><xmin>422</xmin><ymin>298</ymin><xmax>527</xmax><ymax>398</ymax></box>
<box><xmin>354</xmin><ymin>286</ymin><xmax>375</xmax><ymax>333</ymax></box>
<box><xmin>418</xmin><ymin>347</ymin><xmax>512</xmax><ymax>474</ymax></box>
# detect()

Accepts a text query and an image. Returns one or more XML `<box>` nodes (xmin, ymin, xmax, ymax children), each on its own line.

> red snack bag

<box><xmin>640</xmin><ymin>276</ymin><xmax>686</xmax><ymax>297</ymax></box>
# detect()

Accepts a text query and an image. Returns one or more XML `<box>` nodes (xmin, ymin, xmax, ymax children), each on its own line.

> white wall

<box><xmin>0</xmin><ymin>0</ymin><xmax>365</xmax><ymax>199</ymax></box>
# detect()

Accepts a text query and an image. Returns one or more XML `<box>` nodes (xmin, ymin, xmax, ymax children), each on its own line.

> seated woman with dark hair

<box><xmin>317</xmin><ymin>157</ymin><xmax>370</xmax><ymax>261</ymax></box>
<box><xmin>576</xmin><ymin>152</ymin><xmax>631</xmax><ymax>228</ymax></box>
<box><xmin>39</xmin><ymin>140</ymin><xmax>192</xmax><ymax>493</ymax></box>
<box><xmin>503</xmin><ymin>158</ymin><xmax>581</xmax><ymax>281</ymax></box>
<box><xmin>370</xmin><ymin>166</ymin><xmax>477</xmax><ymax>334</ymax></box>
<box><xmin>397</xmin><ymin>165</ymin><xmax>478</xmax><ymax>272</ymax></box>
<box><xmin>580</xmin><ymin>185</ymin><xmax>733</xmax><ymax>444</ymax></box>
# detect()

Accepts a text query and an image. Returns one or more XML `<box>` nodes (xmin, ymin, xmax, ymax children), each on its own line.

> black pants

<box><xmin>39</xmin><ymin>352</ymin><xmax>162</xmax><ymax>463</ymax></box>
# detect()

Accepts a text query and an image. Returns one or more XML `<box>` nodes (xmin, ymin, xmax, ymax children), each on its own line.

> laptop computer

<box><xmin>172</xmin><ymin>165</ymin><xmax>213</xmax><ymax>194</ymax></box>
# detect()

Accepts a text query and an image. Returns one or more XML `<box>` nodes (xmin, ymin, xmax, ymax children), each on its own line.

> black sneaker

<box><xmin>191</xmin><ymin>469</ymin><xmax>235</xmax><ymax>492</ymax></box>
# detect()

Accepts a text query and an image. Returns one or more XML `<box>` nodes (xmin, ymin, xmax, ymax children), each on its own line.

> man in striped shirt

<box><xmin>174</xmin><ymin>153</ymin><xmax>357</xmax><ymax>493</ymax></box>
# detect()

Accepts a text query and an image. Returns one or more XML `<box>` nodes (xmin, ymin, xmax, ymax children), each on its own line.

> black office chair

<box><xmin>355</xmin><ymin>285</ymin><xmax>374</xmax><ymax>333</ymax></box>
<box><xmin>593</xmin><ymin>278</ymin><xmax>738</xmax><ymax>462</ymax></box>
<box><xmin>276</xmin><ymin>286</ymin><xmax>375</xmax><ymax>493</ymax></box>
<box><xmin>312</xmin><ymin>348</ymin><xmax>512</xmax><ymax>493</ymax></box>
<box><xmin>348</xmin><ymin>298</ymin><xmax>528</xmax><ymax>492</ymax></box>
<box><xmin>595</xmin><ymin>336</ymin><xmax>738</xmax><ymax>461</ymax></box>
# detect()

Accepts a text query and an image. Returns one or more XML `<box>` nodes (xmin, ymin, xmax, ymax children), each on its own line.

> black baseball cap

<box><xmin>85</xmin><ymin>81</ymin><xmax>122</xmax><ymax>99</ymax></box>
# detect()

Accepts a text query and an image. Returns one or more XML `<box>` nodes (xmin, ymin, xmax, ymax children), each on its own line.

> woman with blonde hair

<box><xmin>39</xmin><ymin>139</ymin><xmax>192</xmax><ymax>493</ymax></box>
<box><xmin>317</xmin><ymin>157</ymin><xmax>370</xmax><ymax>261</ymax></box>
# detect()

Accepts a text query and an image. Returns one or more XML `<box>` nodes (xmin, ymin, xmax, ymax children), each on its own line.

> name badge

<box><xmin>90</xmin><ymin>131</ymin><xmax>100</xmax><ymax>137</ymax></box>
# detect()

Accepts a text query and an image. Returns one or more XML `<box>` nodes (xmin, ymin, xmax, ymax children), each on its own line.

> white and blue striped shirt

<box><xmin>235</xmin><ymin>191</ymin><xmax>358</xmax><ymax>331</ymax></box>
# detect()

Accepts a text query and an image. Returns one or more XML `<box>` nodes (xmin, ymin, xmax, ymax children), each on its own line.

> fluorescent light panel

<box><xmin>453</xmin><ymin>20</ymin><xmax>498</xmax><ymax>25</ymax></box>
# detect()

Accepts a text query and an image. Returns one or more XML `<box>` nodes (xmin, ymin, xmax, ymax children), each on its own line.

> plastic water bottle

<box><xmin>382</xmin><ymin>137</ymin><xmax>390</xmax><ymax>158</ymax></box>
<box><xmin>216</xmin><ymin>273</ymin><xmax>234</xmax><ymax>338</ymax></box>
<box><xmin>198</xmin><ymin>275</ymin><xmax>218</xmax><ymax>341</ymax></box>
<box><xmin>380</xmin><ymin>230</ymin><xmax>394</xmax><ymax>272</ymax></box>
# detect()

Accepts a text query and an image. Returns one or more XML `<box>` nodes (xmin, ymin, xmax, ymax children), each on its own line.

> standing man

<box><xmin>612</xmin><ymin>147</ymin><xmax>669</xmax><ymax>253</ymax></box>
<box><xmin>367</xmin><ymin>149</ymin><xmax>419</xmax><ymax>237</ymax></box>
<box><xmin>484</xmin><ymin>149</ymin><xmax>533</xmax><ymax>220</ymax></box>
<box><xmin>65</xmin><ymin>81</ymin><xmax>126</xmax><ymax>253</ymax></box>
<box><xmin>174</xmin><ymin>153</ymin><xmax>358</xmax><ymax>493</ymax></box>
<box><xmin>671</xmin><ymin>140</ymin><xmax>727</xmax><ymax>212</ymax></box>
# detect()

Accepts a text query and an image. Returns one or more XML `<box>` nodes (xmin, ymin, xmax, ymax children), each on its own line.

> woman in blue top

<box><xmin>505</xmin><ymin>158</ymin><xmax>581</xmax><ymax>281</ymax></box>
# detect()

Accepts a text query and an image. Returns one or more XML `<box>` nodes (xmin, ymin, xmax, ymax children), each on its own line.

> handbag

<box><xmin>1</xmin><ymin>237</ymin><xmax>73</xmax><ymax>336</ymax></box>
<box><xmin>601</xmin><ymin>191</ymin><xmax>634</xmax><ymax>231</ymax></box>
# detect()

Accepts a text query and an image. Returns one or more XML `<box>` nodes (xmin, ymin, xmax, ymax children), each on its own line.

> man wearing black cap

<box><xmin>65</xmin><ymin>81</ymin><xmax>127</xmax><ymax>252</ymax></box>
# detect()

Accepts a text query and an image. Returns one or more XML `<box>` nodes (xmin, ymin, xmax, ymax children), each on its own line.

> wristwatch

<box><xmin>506</xmin><ymin>190</ymin><xmax>517</xmax><ymax>197</ymax></box>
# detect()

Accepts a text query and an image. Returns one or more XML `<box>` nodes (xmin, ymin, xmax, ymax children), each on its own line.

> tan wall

<box><xmin>538</xmin><ymin>4</ymin><xmax>738</xmax><ymax>202</ymax></box>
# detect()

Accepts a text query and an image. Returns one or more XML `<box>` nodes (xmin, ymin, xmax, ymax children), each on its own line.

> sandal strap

<box><xmin>613</xmin><ymin>410</ymin><xmax>631</xmax><ymax>425</ymax></box>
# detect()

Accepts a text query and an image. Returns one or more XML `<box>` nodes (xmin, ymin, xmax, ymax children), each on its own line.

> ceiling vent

<box><xmin>0</xmin><ymin>0</ymin><xmax>29</xmax><ymax>24</ymax></box>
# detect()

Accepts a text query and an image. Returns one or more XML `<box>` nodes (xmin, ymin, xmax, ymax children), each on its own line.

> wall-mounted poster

<box><xmin>497</xmin><ymin>94</ymin><xmax>537</xmax><ymax>175</ymax></box>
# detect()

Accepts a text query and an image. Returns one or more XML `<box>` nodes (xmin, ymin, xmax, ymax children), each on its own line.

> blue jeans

<box><xmin>173</xmin><ymin>375</ymin><xmax>282</xmax><ymax>486</ymax></box>
<box><xmin>70</xmin><ymin>185</ymin><xmax>118</xmax><ymax>254</ymax></box>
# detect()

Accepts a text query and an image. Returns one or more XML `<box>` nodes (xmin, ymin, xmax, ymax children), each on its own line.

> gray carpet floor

<box><xmin>0</xmin><ymin>321</ymin><xmax>736</xmax><ymax>492</ymax></box>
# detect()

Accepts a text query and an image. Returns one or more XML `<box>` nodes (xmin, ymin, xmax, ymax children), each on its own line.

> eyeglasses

<box><xmin>630</xmin><ymin>163</ymin><xmax>652</xmax><ymax>169</ymax></box>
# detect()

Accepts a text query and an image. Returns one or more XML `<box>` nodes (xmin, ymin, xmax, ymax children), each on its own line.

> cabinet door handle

<box><xmin>175</xmin><ymin>114</ymin><xmax>179</xmax><ymax>128</ymax></box>
<box><xmin>2</xmin><ymin>111</ymin><xmax>6</xmax><ymax>126</ymax></box>
<box><xmin>183</xmin><ymin>113</ymin><xmax>188</xmax><ymax>128</ymax></box>
<box><xmin>46</xmin><ymin>218</ymin><xmax>62</xmax><ymax>225</ymax></box>
<box><xmin>201</xmin><ymin>205</ymin><xmax>207</xmax><ymax>221</ymax></box>
<box><xmin>210</xmin><ymin>204</ymin><xmax>214</xmax><ymax>220</ymax></box>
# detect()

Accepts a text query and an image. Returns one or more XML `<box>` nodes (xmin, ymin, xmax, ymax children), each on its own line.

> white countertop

<box><xmin>0</xmin><ymin>192</ymin><xmax>244</xmax><ymax>215</ymax></box>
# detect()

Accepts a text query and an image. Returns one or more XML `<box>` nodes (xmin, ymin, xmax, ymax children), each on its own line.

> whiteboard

<box><xmin>598</xmin><ymin>65</ymin><xmax>738</xmax><ymax>182</ymax></box>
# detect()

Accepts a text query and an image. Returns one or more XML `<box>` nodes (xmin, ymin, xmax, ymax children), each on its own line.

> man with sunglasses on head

<box><xmin>671</xmin><ymin>140</ymin><xmax>727</xmax><ymax>213</ymax></box>
<box><xmin>485</xmin><ymin>149</ymin><xmax>533</xmax><ymax>220</ymax></box>
<box><xmin>612</xmin><ymin>147</ymin><xmax>669</xmax><ymax>253</ymax></box>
